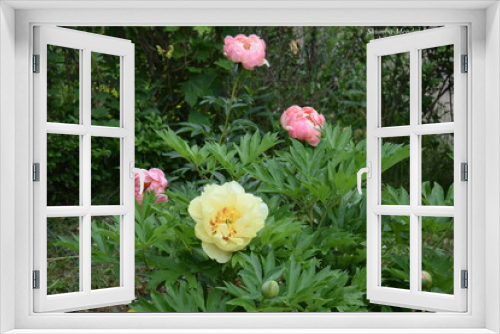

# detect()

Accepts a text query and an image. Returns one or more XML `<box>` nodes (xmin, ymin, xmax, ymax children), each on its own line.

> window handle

<box><xmin>130</xmin><ymin>162</ymin><xmax>145</xmax><ymax>194</ymax></box>
<box><xmin>357</xmin><ymin>162</ymin><xmax>372</xmax><ymax>195</ymax></box>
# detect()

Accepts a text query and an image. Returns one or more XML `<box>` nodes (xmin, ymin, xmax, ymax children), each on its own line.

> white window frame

<box><xmin>0</xmin><ymin>1</ymin><xmax>499</xmax><ymax>333</ymax></box>
<box><xmin>366</xmin><ymin>26</ymin><xmax>467</xmax><ymax>312</ymax></box>
<box><xmin>33</xmin><ymin>26</ymin><xmax>136</xmax><ymax>313</ymax></box>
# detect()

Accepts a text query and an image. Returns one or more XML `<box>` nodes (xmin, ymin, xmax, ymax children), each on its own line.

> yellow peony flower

<box><xmin>188</xmin><ymin>181</ymin><xmax>268</xmax><ymax>263</ymax></box>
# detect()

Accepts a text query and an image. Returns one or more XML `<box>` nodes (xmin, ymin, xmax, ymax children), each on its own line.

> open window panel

<box><xmin>365</xmin><ymin>26</ymin><xmax>467</xmax><ymax>312</ymax></box>
<box><xmin>33</xmin><ymin>26</ymin><xmax>135</xmax><ymax>312</ymax></box>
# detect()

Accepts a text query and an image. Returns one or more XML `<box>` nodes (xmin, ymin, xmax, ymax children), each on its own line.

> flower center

<box><xmin>242</xmin><ymin>40</ymin><xmax>252</xmax><ymax>50</ymax></box>
<box><xmin>210</xmin><ymin>207</ymin><xmax>241</xmax><ymax>240</ymax></box>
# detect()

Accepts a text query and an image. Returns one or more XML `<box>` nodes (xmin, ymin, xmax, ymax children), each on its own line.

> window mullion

<box><xmin>409</xmin><ymin>47</ymin><xmax>420</xmax><ymax>294</ymax></box>
<box><xmin>78</xmin><ymin>48</ymin><xmax>84</xmax><ymax>291</ymax></box>
<box><xmin>82</xmin><ymin>47</ymin><xmax>92</xmax><ymax>294</ymax></box>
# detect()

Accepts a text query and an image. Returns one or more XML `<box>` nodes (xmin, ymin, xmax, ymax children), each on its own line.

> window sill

<box><xmin>3</xmin><ymin>330</ymin><xmax>498</xmax><ymax>334</ymax></box>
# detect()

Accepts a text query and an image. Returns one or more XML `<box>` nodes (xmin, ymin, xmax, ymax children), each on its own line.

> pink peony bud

<box><xmin>134</xmin><ymin>168</ymin><xmax>169</xmax><ymax>205</ymax></box>
<box><xmin>223</xmin><ymin>34</ymin><xmax>270</xmax><ymax>71</ymax></box>
<box><xmin>422</xmin><ymin>270</ymin><xmax>433</xmax><ymax>290</ymax></box>
<box><xmin>280</xmin><ymin>105</ymin><xmax>326</xmax><ymax>146</ymax></box>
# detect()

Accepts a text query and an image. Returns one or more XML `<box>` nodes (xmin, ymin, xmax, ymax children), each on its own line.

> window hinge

<box><xmin>33</xmin><ymin>54</ymin><xmax>40</xmax><ymax>73</ymax></box>
<box><xmin>33</xmin><ymin>163</ymin><xmax>40</xmax><ymax>182</ymax></box>
<box><xmin>461</xmin><ymin>162</ymin><xmax>468</xmax><ymax>181</ymax></box>
<box><xmin>461</xmin><ymin>270</ymin><xmax>468</xmax><ymax>289</ymax></box>
<box><xmin>33</xmin><ymin>270</ymin><xmax>40</xmax><ymax>289</ymax></box>
<box><xmin>461</xmin><ymin>54</ymin><xmax>468</xmax><ymax>73</ymax></box>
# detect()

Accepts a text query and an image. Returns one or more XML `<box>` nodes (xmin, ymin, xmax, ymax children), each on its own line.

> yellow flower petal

<box><xmin>234</xmin><ymin>216</ymin><xmax>260</xmax><ymax>235</ymax></box>
<box><xmin>189</xmin><ymin>181</ymin><xmax>268</xmax><ymax>263</ymax></box>
<box><xmin>194</xmin><ymin>222</ymin><xmax>211</xmax><ymax>242</ymax></box>
<box><xmin>214</xmin><ymin>235</ymin><xmax>247</xmax><ymax>252</ymax></box>
<box><xmin>226</xmin><ymin>181</ymin><xmax>246</xmax><ymax>194</ymax></box>
<box><xmin>188</xmin><ymin>197</ymin><xmax>204</xmax><ymax>223</ymax></box>
<box><xmin>202</xmin><ymin>242</ymin><xmax>232</xmax><ymax>263</ymax></box>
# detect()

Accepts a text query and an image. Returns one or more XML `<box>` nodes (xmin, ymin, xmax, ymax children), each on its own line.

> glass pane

<box><xmin>421</xmin><ymin>216</ymin><xmax>454</xmax><ymax>294</ymax></box>
<box><xmin>381</xmin><ymin>136</ymin><xmax>410</xmax><ymax>205</ymax></box>
<box><xmin>91</xmin><ymin>216</ymin><xmax>120</xmax><ymax>290</ymax></box>
<box><xmin>47</xmin><ymin>217</ymin><xmax>80</xmax><ymax>295</ymax></box>
<box><xmin>91</xmin><ymin>52</ymin><xmax>121</xmax><ymax>127</ymax></box>
<box><xmin>421</xmin><ymin>134</ymin><xmax>454</xmax><ymax>206</ymax></box>
<box><xmin>47</xmin><ymin>134</ymin><xmax>80</xmax><ymax>206</ymax></box>
<box><xmin>381</xmin><ymin>215</ymin><xmax>410</xmax><ymax>290</ymax></box>
<box><xmin>47</xmin><ymin>45</ymin><xmax>80</xmax><ymax>124</ymax></box>
<box><xmin>421</xmin><ymin>45</ymin><xmax>454</xmax><ymax>124</ymax></box>
<box><xmin>381</xmin><ymin>52</ymin><xmax>410</xmax><ymax>127</ymax></box>
<box><xmin>91</xmin><ymin>137</ymin><xmax>121</xmax><ymax>205</ymax></box>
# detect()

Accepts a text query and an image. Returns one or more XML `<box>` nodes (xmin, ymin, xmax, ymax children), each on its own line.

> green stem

<box><xmin>219</xmin><ymin>69</ymin><xmax>245</xmax><ymax>144</ymax></box>
<box><xmin>305</xmin><ymin>200</ymin><xmax>318</xmax><ymax>228</ymax></box>
<box><xmin>193</xmin><ymin>163</ymin><xmax>208</xmax><ymax>180</ymax></box>
<box><xmin>317</xmin><ymin>204</ymin><xmax>330</xmax><ymax>230</ymax></box>
<box><xmin>142</xmin><ymin>249</ymin><xmax>150</xmax><ymax>272</ymax></box>
<box><xmin>308</xmin><ymin>211</ymin><xmax>314</xmax><ymax>228</ymax></box>
<box><xmin>431</xmin><ymin>219</ymin><xmax>454</xmax><ymax>253</ymax></box>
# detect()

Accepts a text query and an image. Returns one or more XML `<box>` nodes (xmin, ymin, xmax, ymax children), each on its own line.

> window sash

<box><xmin>366</xmin><ymin>26</ymin><xmax>467</xmax><ymax>312</ymax></box>
<box><xmin>32</xmin><ymin>25</ymin><xmax>136</xmax><ymax>313</ymax></box>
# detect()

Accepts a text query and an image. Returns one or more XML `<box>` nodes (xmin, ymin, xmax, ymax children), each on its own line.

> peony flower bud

<box><xmin>422</xmin><ymin>270</ymin><xmax>433</xmax><ymax>290</ymax></box>
<box><xmin>280</xmin><ymin>105</ymin><xmax>326</xmax><ymax>146</ymax></box>
<box><xmin>261</xmin><ymin>280</ymin><xmax>279</xmax><ymax>298</ymax></box>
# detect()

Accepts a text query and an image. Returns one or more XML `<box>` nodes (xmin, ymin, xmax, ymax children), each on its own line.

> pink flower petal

<box><xmin>134</xmin><ymin>168</ymin><xmax>169</xmax><ymax>205</ymax></box>
<box><xmin>280</xmin><ymin>106</ymin><xmax>326</xmax><ymax>147</ymax></box>
<box><xmin>223</xmin><ymin>34</ymin><xmax>269</xmax><ymax>71</ymax></box>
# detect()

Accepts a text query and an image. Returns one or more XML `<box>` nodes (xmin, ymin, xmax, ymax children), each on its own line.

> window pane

<box><xmin>47</xmin><ymin>134</ymin><xmax>80</xmax><ymax>206</ymax></box>
<box><xmin>381</xmin><ymin>136</ymin><xmax>410</xmax><ymax>205</ymax></box>
<box><xmin>421</xmin><ymin>134</ymin><xmax>454</xmax><ymax>206</ymax></box>
<box><xmin>91</xmin><ymin>216</ymin><xmax>120</xmax><ymax>290</ymax></box>
<box><xmin>47</xmin><ymin>45</ymin><xmax>80</xmax><ymax>124</ymax></box>
<box><xmin>381</xmin><ymin>215</ymin><xmax>410</xmax><ymax>290</ymax></box>
<box><xmin>421</xmin><ymin>216</ymin><xmax>454</xmax><ymax>294</ymax></box>
<box><xmin>421</xmin><ymin>45</ymin><xmax>454</xmax><ymax>124</ymax></box>
<box><xmin>91</xmin><ymin>137</ymin><xmax>121</xmax><ymax>205</ymax></box>
<box><xmin>47</xmin><ymin>217</ymin><xmax>80</xmax><ymax>295</ymax></box>
<box><xmin>91</xmin><ymin>52</ymin><xmax>120</xmax><ymax>127</ymax></box>
<box><xmin>381</xmin><ymin>52</ymin><xmax>410</xmax><ymax>127</ymax></box>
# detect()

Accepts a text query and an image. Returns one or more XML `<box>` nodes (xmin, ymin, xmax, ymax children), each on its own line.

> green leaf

<box><xmin>180</xmin><ymin>74</ymin><xmax>215</xmax><ymax>107</ymax></box>
<box><xmin>226</xmin><ymin>298</ymin><xmax>257</xmax><ymax>312</ymax></box>
<box><xmin>381</xmin><ymin>142</ymin><xmax>410</xmax><ymax>172</ymax></box>
<box><xmin>214</xmin><ymin>59</ymin><xmax>233</xmax><ymax>71</ymax></box>
<box><xmin>187</xmin><ymin>110</ymin><xmax>210</xmax><ymax>126</ymax></box>
<box><xmin>164</xmin><ymin>26</ymin><xmax>180</xmax><ymax>32</ymax></box>
<box><xmin>193</xmin><ymin>26</ymin><xmax>212</xmax><ymax>36</ymax></box>
<box><xmin>234</xmin><ymin>131</ymin><xmax>279</xmax><ymax>166</ymax></box>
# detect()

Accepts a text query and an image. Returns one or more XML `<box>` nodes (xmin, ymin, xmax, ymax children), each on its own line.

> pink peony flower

<box><xmin>280</xmin><ymin>105</ymin><xmax>326</xmax><ymax>146</ymax></box>
<box><xmin>135</xmin><ymin>168</ymin><xmax>169</xmax><ymax>205</ymax></box>
<box><xmin>223</xmin><ymin>34</ymin><xmax>270</xmax><ymax>71</ymax></box>
<box><xmin>147</xmin><ymin>168</ymin><xmax>168</xmax><ymax>190</ymax></box>
<box><xmin>155</xmin><ymin>193</ymin><xmax>169</xmax><ymax>204</ymax></box>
